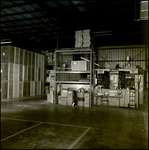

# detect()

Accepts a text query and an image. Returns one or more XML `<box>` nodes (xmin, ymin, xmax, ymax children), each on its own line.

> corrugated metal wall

<box><xmin>97</xmin><ymin>45</ymin><xmax>146</xmax><ymax>70</ymax></box>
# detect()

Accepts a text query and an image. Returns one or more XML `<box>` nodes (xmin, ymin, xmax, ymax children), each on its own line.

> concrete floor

<box><xmin>1</xmin><ymin>96</ymin><xmax>148</xmax><ymax>149</ymax></box>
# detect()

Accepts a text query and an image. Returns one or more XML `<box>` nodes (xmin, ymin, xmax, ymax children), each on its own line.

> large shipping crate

<box><xmin>19</xmin><ymin>64</ymin><xmax>24</xmax><ymax>81</ymax></box>
<box><xmin>41</xmin><ymin>81</ymin><xmax>44</xmax><ymax>95</ymax></box>
<box><xmin>1</xmin><ymin>63</ymin><xmax>8</xmax><ymax>81</ymax></box>
<box><xmin>28</xmin><ymin>66</ymin><xmax>31</xmax><ymax>81</ymax></box>
<box><xmin>1</xmin><ymin>45</ymin><xmax>9</xmax><ymax>63</ymax></box>
<box><xmin>13</xmin><ymin>81</ymin><xmax>19</xmax><ymax>98</ymax></box>
<box><xmin>24</xmin><ymin>65</ymin><xmax>28</xmax><ymax>81</ymax></box>
<box><xmin>32</xmin><ymin>52</ymin><xmax>35</xmax><ymax>67</ymax></box>
<box><xmin>14</xmin><ymin>47</ymin><xmax>20</xmax><ymax>64</ymax></box>
<box><xmin>19</xmin><ymin>81</ymin><xmax>23</xmax><ymax>97</ymax></box>
<box><xmin>1</xmin><ymin>81</ymin><xmax>8</xmax><ymax>99</ymax></box>
<box><xmin>24</xmin><ymin>50</ymin><xmax>28</xmax><ymax>66</ymax></box>
<box><xmin>8</xmin><ymin>81</ymin><xmax>13</xmax><ymax>99</ymax></box>
<box><xmin>37</xmin><ymin>81</ymin><xmax>41</xmax><ymax>95</ymax></box>
<box><xmin>1</xmin><ymin>45</ymin><xmax>15</xmax><ymax>63</ymax></box>
<box><xmin>38</xmin><ymin>68</ymin><xmax>40</xmax><ymax>81</ymax></box>
<box><xmin>35</xmin><ymin>53</ymin><xmax>38</xmax><ymax>67</ymax></box>
<box><xmin>20</xmin><ymin>49</ymin><xmax>24</xmax><ymax>65</ymax></box>
<box><xmin>9</xmin><ymin>46</ymin><xmax>15</xmax><ymax>63</ymax></box>
<box><xmin>8</xmin><ymin>63</ymin><xmax>13</xmax><ymax>80</ymax></box>
<box><xmin>13</xmin><ymin>64</ymin><xmax>19</xmax><ymax>81</ymax></box>
<box><xmin>44</xmin><ymin>82</ymin><xmax>46</xmax><ymax>95</ymax></box>
<box><xmin>26</xmin><ymin>81</ymin><xmax>30</xmax><ymax>97</ymax></box>
<box><xmin>34</xmin><ymin>67</ymin><xmax>38</xmax><ymax>81</ymax></box>
<box><xmin>32</xmin><ymin>67</ymin><xmax>35</xmax><ymax>81</ymax></box>
<box><xmin>40</xmin><ymin>68</ymin><xmax>43</xmax><ymax>81</ymax></box>
<box><xmin>30</xmin><ymin>52</ymin><xmax>33</xmax><ymax>66</ymax></box>
<box><xmin>38</xmin><ymin>54</ymin><xmax>42</xmax><ymax>68</ymax></box>
<box><xmin>30</xmin><ymin>81</ymin><xmax>35</xmax><ymax>96</ymax></box>
<box><xmin>28</xmin><ymin>51</ymin><xmax>31</xmax><ymax>66</ymax></box>
<box><xmin>23</xmin><ymin>81</ymin><xmax>27</xmax><ymax>97</ymax></box>
<box><xmin>35</xmin><ymin>81</ymin><xmax>38</xmax><ymax>96</ymax></box>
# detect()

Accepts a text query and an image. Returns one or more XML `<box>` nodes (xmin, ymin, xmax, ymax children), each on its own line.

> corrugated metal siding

<box><xmin>97</xmin><ymin>45</ymin><xmax>146</xmax><ymax>69</ymax></box>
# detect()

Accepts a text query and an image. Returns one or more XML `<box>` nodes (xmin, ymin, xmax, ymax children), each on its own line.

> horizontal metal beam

<box><xmin>1</xmin><ymin>30</ymin><xmax>46</xmax><ymax>50</ymax></box>
<box><xmin>1</xmin><ymin>24</ymin><xmax>55</xmax><ymax>32</ymax></box>
<box><xmin>1</xmin><ymin>16</ymin><xmax>49</xmax><ymax>24</ymax></box>
<box><xmin>1</xmin><ymin>21</ymin><xmax>51</xmax><ymax>28</ymax></box>
<box><xmin>1</xmin><ymin>1</ymin><xmax>35</xmax><ymax>9</ymax></box>
<box><xmin>1</xmin><ymin>9</ymin><xmax>43</xmax><ymax>17</ymax></box>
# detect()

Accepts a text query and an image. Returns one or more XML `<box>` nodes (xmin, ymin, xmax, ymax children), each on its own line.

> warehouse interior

<box><xmin>1</xmin><ymin>0</ymin><xmax>148</xmax><ymax>149</ymax></box>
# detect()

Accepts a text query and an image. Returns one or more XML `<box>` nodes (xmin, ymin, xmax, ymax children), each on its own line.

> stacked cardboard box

<box><xmin>47</xmin><ymin>93</ymin><xmax>52</xmax><ymax>103</ymax></box>
<box><xmin>67</xmin><ymin>90</ymin><xmax>73</xmax><ymax>105</ymax></box>
<box><xmin>37</xmin><ymin>81</ymin><xmax>41</xmax><ymax>95</ymax></box>
<box><xmin>84</xmin><ymin>93</ymin><xmax>90</xmax><ymax>107</ymax></box>
<box><xmin>30</xmin><ymin>81</ymin><xmax>35</xmax><ymax>96</ymax></box>
<box><xmin>75</xmin><ymin>30</ymin><xmax>83</xmax><ymax>48</ymax></box>
<box><xmin>83</xmin><ymin>29</ymin><xmax>91</xmax><ymax>48</ymax></box>
<box><xmin>1</xmin><ymin>81</ymin><xmax>8</xmax><ymax>99</ymax></box>
<box><xmin>35</xmin><ymin>81</ymin><xmax>38</xmax><ymax>96</ymax></box>
<box><xmin>58</xmin><ymin>88</ymin><xmax>68</xmax><ymax>105</ymax></box>
<box><xmin>1</xmin><ymin>45</ymin><xmax>46</xmax><ymax>100</ymax></box>
<box><xmin>8</xmin><ymin>81</ymin><xmax>13</xmax><ymax>99</ymax></box>
<box><xmin>75</xmin><ymin>29</ymin><xmax>91</xmax><ymax>48</ymax></box>
<box><xmin>1</xmin><ymin>63</ymin><xmax>8</xmax><ymax>80</ymax></box>
<box><xmin>20</xmin><ymin>49</ymin><xmax>24</xmax><ymax>65</ymax></box>
<box><xmin>19</xmin><ymin>81</ymin><xmax>23</xmax><ymax>97</ymax></box>
<box><xmin>8</xmin><ymin>63</ymin><xmax>13</xmax><ymax>81</ymax></box>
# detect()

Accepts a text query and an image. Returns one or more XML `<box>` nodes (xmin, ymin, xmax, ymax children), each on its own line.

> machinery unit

<box><xmin>109</xmin><ymin>71</ymin><xmax>119</xmax><ymax>89</ymax></box>
<box><xmin>125</xmin><ymin>74</ymin><xmax>135</xmax><ymax>89</ymax></box>
<box><xmin>94</xmin><ymin>69</ymin><xmax>140</xmax><ymax>108</ymax></box>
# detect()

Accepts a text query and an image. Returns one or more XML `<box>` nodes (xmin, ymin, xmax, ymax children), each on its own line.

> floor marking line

<box><xmin>2</xmin><ymin>117</ymin><xmax>90</xmax><ymax>128</ymax></box>
<box><xmin>1</xmin><ymin>122</ymin><xmax>42</xmax><ymax>142</ymax></box>
<box><xmin>67</xmin><ymin>127</ymin><xmax>92</xmax><ymax>149</ymax></box>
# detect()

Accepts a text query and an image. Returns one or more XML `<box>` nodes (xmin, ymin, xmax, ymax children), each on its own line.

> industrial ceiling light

<box><xmin>1</xmin><ymin>41</ymin><xmax>12</xmax><ymax>44</ymax></box>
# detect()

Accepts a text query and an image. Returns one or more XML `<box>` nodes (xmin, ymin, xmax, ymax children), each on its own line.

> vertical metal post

<box><xmin>90</xmin><ymin>49</ymin><xmax>92</xmax><ymax>107</ymax></box>
<box><xmin>54</xmin><ymin>51</ymin><xmax>56</xmax><ymax>105</ymax></box>
<box><xmin>135</xmin><ymin>0</ymin><xmax>137</xmax><ymax>21</ymax></box>
<box><xmin>57</xmin><ymin>20</ymin><xmax>60</xmax><ymax>50</ymax></box>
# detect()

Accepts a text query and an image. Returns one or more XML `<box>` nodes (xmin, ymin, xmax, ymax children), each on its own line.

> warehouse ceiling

<box><xmin>0</xmin><ymin>0</ymin><xmax>148</xmax><ymax>52</ymax></box>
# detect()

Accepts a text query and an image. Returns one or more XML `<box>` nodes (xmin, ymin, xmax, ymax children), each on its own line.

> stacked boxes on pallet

<box><xmin>67</xmin><ymin>90</ymin><xmax>74</xmax><ymax>105</ymax></box>
<box><xmin>75</xmin><ymin>29</ymin><xmax>91</xmax><ymax>48</ymax></box>
<box><xmin>1</xmin><ymin>45</ymin><xmax>46</xmax><ymax>100</ymax></box>
<box><xmin>75</xmin><ymin>30</ymin><xmax>83</xmax><ymax>48</ymax></box>
<box><xmin>84</xmin><ymin>93</ymin><xmax>90</xmax><ymax>107</ymax></box>
<box><xmin>83</xmin><ymin>29</ymin><xmax>91</xmax><ymax>48</ymax></box>
<box><xmin>47</xmin><ymin>70</ymin><xmax>55</xmax><ymax>103</ymax></box>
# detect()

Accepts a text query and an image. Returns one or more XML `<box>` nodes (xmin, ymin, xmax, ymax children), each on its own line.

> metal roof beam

<box><xmin>0</xmin><ymin>30</ymin><xmax>45</xmax><ymax>50</ymax></box>
<box><xmin>1</xmin><ymin>1</ymin><xmax>35</xmax><ymax>9</ymax></box>
<box><xmin>0</xmin><ymin>9</ymin><xmax>43</xmax><ymax>17</ymax></box>
<box><xmin>1</xmin><ymin>23</ymin><xmax>55</xmax><ymax>32</ymax></box>
<box><xmin>1</xmin><ymin>16</ymin><xmax>49</xmax><ymax>24</ymax></box>
<box><xmin>1</xmin><ymin>21</ymin><xmax>49</xmax><ymax>28</ymax></box>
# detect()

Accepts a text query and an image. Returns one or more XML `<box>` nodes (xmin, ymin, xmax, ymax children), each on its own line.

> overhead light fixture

<box><xmin>1</xmin><ymin>41</ymin><xmax>12</xmax><ymax>44</ymax></box>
